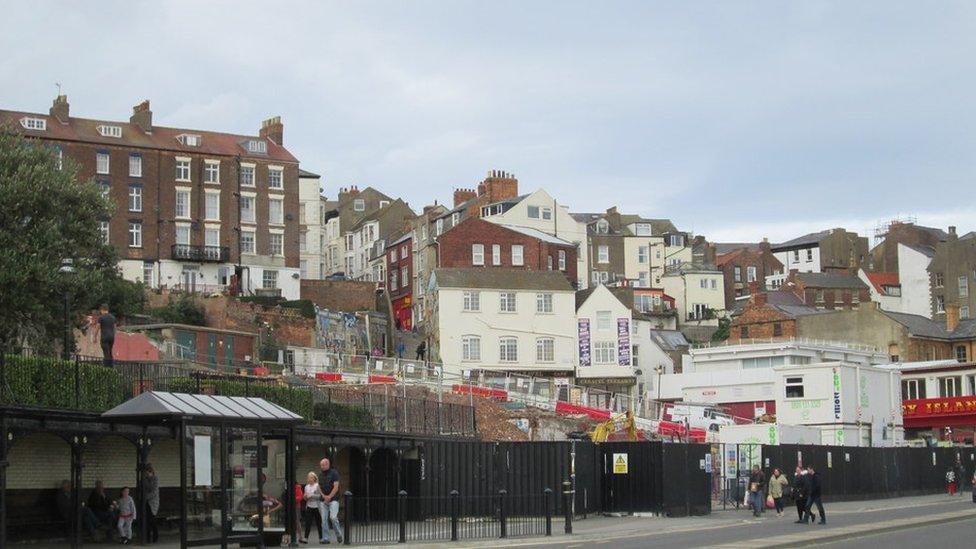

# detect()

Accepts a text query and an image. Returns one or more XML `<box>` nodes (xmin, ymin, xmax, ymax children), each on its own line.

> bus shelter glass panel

<box><xmin>185</xmin><ymin>425</ymin><xmax>223</xmax><ymax>543</ymax></box>
<box><xmin>228</xmin><ymin>428</ymin><xmax>288</xmax><ymax>538</ymax></box>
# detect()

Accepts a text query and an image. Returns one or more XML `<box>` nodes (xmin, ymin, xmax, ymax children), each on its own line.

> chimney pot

<box><xmin>259</xmin><ymin>116</ymin><xmax>284</xmax><ymax>145</ymax></box>
<box><xmin>130</xmin><ymin>99</ymin><xmax>152</xmax><ymax>133</ymax></box>
<box><xmin>50</xmin><ymin>94</ymin><xmax>70</xmax><ymax>124</ymax></box>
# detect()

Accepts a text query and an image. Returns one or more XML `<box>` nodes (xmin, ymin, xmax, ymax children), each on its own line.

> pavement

<box><xmin>12</xmin><ymin>493</ymin><xmax>975</xmax><ymax>548</ymax></box>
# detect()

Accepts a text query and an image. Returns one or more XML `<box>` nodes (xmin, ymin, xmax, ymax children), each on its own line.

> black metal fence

<box><xmin>340</xmin><ymin>488</ymin><xmax>553</xmax><ymax>545</ymax></box>
<box><xmin>0</xmin><ymin>354</ymin><xmax>476</xmax><ymax>437</ymax></box>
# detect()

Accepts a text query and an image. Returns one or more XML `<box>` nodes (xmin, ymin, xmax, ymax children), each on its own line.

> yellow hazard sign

<box><xmin>612</xmin><ymin>453</ymin><xmax>628</xmax><ymax>474</ymax></box>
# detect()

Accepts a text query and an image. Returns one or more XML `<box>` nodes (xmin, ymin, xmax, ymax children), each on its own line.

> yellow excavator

<box><xmin>589</xmin><ymin>409</ymin><xmax>640</xmax><ymax>442</ymax></box>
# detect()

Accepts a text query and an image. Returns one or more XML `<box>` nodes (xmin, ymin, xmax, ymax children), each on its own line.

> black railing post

<box><xmin>245</xmin><ymin>375</ymin><xmax>251</xmax><ymax>397</ymax></box>
<box><xmin>398</xmin><ymin>489</ymin><xmax>407</xmax><ymax>543</ymax></box>
<box><xmin>73</xmin><ymin>354</ymin><xmax>81</xmax><ymax>409</ymax></box>
<box><xmin>544</xmin><ymin>487</ymin><xmax>552</xmax><ymax>536</ymax></box>
<box><xmin>450</xmin><ymin>490</ymin><xmax>459</xmax><ymax>541</ymax></box>
<box><xmin>343</xmin><ymin>491</ymin><xmax>352</xmax><ymax>545</ymax></box>
<box><xmin>562</xmin><ymin>480</ymin><xmax>573</xmax><ymax>535</ymax></box>
<box><xmin>498</xmin><ymin>489</ymin><xmax>507</xmax><ymax>539</ymax></box>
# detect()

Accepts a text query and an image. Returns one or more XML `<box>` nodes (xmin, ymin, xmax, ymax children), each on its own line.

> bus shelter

<box><xmin>102</xmin><ymin>391</ymin><xmax>303</xmax><ymax>548</ymax></box>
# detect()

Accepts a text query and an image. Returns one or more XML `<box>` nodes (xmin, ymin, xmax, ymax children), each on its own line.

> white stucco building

<box><xmin>298</xmin><ymin>169</ymin><xmax>325</xmax><ymax>280</ymax></box>
<box><xmin>431</xmin><ymin>268</ymin><xmax>577</xmax><ymax>375</ymax></box>
<box><xmin>575</xmin><ymin>285</ymin><xmax>637</xmax><ymax>394</ymax></box>
<box><xmin>857</xmin><ymin>243</ymin><xmax>934</xmax><ymax>319</ymax></box>
<box><xmin>660</xmin><ymin>264</ymin><xmax>725</xmax><ymax>327</ymax></box>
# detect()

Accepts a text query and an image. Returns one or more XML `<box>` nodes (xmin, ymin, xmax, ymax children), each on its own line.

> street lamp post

<box><xmin>59</xmin><ymin>259</ymin><xmax>75</xmax><ymax>360</ymax></box>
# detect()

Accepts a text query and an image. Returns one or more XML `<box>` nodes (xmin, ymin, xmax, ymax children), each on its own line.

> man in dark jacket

<box><xmin>792</xmin><ymin>466</ymin><xmax>810</xmax><ymax>523</ymax></box>
<box><xmin>802</xmin><ymin>465</ymin><xmax>826</xmax><ymax>524</ymax></box>
<box><xmin>748</xmin><ymin>465</ymin><xmax>766</xmax><ymax>517</ymax></box>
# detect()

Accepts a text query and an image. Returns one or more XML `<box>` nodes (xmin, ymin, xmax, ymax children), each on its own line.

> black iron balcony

<box><xmin>171</xmin><ymin>244</ymin><xmax>230</xmax><ymax>263</ymax></box>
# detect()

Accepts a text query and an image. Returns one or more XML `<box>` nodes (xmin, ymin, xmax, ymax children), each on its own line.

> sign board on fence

<box><xmin>845</xmin><ymin>453</ymin><xmax>850</xmax><ymax>463</ymax></box>
<box><xmin>704</xmin><ymin>453</ymin><xmax>712</xmax><ymax>471</ymax></box>
<box><xmin>193</xmin><ymin>435</ymin><xmax>212</xmax><ymax>486</ymax></box>
<box><xmin>932</xmin><ymin>451</ymin><xmax>937</xmax><ymax>465</ymax></box>
<box><xmin>613</xmin><ymin>453</ymin><xmax>628</xmax><ymax>474</ymax></box>
<box><xmin>827</xmin><ymin>451</ymin><xmax>832</xmax><ymax>469</ymax></box>
<box><xmin>699</xmin><ymin>459</ymin><xmax>706</xmax><ymax>470</ymax></box>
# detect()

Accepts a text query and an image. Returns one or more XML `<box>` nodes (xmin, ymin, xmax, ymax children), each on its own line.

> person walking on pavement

<box><xmin>802</xmin><ymin>465</ymin><xmax>826</xmax><ymax>524</ymax></box>
<box><xmin>95</xmin><ymin>304</ymin><xmax>116</xmax><ymax>367</ymax></box>
<box><xmin>318</xmin><ymin>458</ymin><xmax>343</xmax><ymax>544</ymax></box>
<box><xmin>748</xmin><ymin>465</ymin><xmax>766</xmax><ymax>517</ymax></box>
<box><xmin>303</xmin><ymin>472</ymin><xmax>322</xmax><ymax>543</ymax></box>
<box><xmin>946</xmin><ymin>467</ymin><xmax>958</xmax><ymax>495</ymax></box>
<box><xmin>143</xmin><ymin>464</ymin><xmax>160</xmax><ymax>544</ymax></box>
<box><xmin>953</xmin><ymin>458</ymin><xmax>966</xmax><ymax>494</ymax></box>
<box><xmin>768</xmin><ymin>468</ymin><xmax>789</xmax><ymax>517</ymax></box>
<box><xmin>396</xmin><ymin>339</ymin><xmax>406</xmax><ymax>359</ymax></box>
<box><xmin>792</xmin><ymin>466</ymin><xmax>810</xmax><ymax>523</ymax></box>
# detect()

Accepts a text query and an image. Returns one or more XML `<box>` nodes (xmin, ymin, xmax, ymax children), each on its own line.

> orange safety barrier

<box><xmin>314</xmin><ymin>372</ymin><xmax>343</xmax><ymax>383</ymax></box>
<box><xmin>368</xmin><ymin>375</ymin><xmax>398</xmax><ymax>384</ymax></box>
<box><xmin>451</xmin><ymin>384</ymin><xmax>509</xmax><ymax>401</ymax></box>
<box><xmin>554</xmin><ymin>401</ymin><xmax>612</xmax><ymax>421</ymax></box>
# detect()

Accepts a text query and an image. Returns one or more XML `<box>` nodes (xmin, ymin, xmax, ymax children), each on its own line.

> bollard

<box><xmin>562</xmin><ymin>480</ymin><xmax>573</xmax><ymax>535</ymax></box>
<box><xmin>543</xmin><ymin>488</ymin><xmax>552</xmax><ymax>536</ymax></box>
<box><xmin>343</xmin><ymin>491</ymin><xmax>352</xmax><ymax>545</ymax></box>
<box><xmin>398</xmin><ymin>490</ymin><xmax>407</xmax><ymax>543</ymax></box>
<box><xmin>450</xmin><ymin>490</ymin><xmax>460</xmax><ymax>541</ymax></box>
<box><xmin>498</xmin><ymin>489</ymin><xmax>508</xmax><ymax>538</ymax></box>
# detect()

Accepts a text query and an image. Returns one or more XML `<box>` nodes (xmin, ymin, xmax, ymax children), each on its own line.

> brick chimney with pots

<box><xmin>946</xmin><ymin>303</ymin><xmax>960</xmax><ymax>332</ymax></box>
<box><xmin>260</xmin><ymin>116</ymin><xmax>283</xmax><ymax>145</ymax></box>
<box><xmin>130</xmin><ymin>100</ymin><xmax>152</xmax><ymax>133</ymax></box>
<box><xmin>453</xmin><ymin>188</ymin><xmax>477</xmax><ymax>207</ymax></box>
<box><xmin>476</xmin><ymin>170</ymin><xmax>518</xmax><ymax>202</ymax></box>
<box><xmin>948</xmin><ymin>226</ymin><xmax>958</xmax><ymax>241</ymax></box>
<box><xmin>50</xmin><ymin>94</ymin><xmax>69</xmax><ymax>124</ymax></box>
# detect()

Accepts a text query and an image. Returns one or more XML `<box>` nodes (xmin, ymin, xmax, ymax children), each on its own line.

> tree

<box><xmin>150</xmin><ymin>293</ymin><xmax>206</xmax><ymax>326</ymax></box>
<box><xmin>0</xmin><ymin>128</ymin><xmax>128</xmax><ymax>354</ymax></box>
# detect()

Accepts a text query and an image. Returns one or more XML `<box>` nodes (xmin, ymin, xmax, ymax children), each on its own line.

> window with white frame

<box><xmin>734</xmin><ymin>266</ymin><xmax>741</xmax><ymax>282</ymax></box>
<box><xmin>541</xmin><ymin>206</ymin><xmax>552</xmax><ymax>220</ymax></box>
<box><xmin>527</xmin><ymin>205</ymin><xmax>540</xmax><ymax>218</ymax></box>
<box><xmin>536</xmin><ymin>338</ymin><xmax>554</xmax><ymax>362</ymax></box>
<box><xmin>436</xmin><ymin>219</ymin><xmax>444</xmax><ymax>236</ymax></box>
<box><xmin>596</xmin><ymin>219</ymin><xmax>609</xmax><ymax>234</ymax></box>
<box><xmin>205</xmin><ymin>227</ymin><xmax>219</xmax><ymax>247</ymax></box>
<box><xmin>936</xmin><ymin>295</ymin><xmax>945</xmax><ymax>313</ymax></box>
<box><xmin>472</xmin><ymin>244</ymin><xmax>485</xmax><ymax>265</ymax></box>
<box><xmin>400</xmin><ymin>245</ymin><xmax>408</xmax><ymax>260</ymax></box>
<box><xmin>98</xmin><ymin>125</ymin><xmax>122</xmax><ymax>138</ymax></box>
<box><xmin>451</xmin><ymin>212</ymin><xmax>460</xmax><ymax>226</ymax></box>
<box><xmin>205</xmin><ymin>192</ymin><xmax>219</xmax><ymax>220</ymax></box>
<box><xmin>175</xmin><ymin>158</ymin><xmax>191</xmax><ymax>181</ymax></box>
<box><xmin>901</xmin><ymin>378</ymin><xmax>925</xmax><ymax>400</ymax></box>
<box><xmin>512</xmin><ymin>245</ymin><xmax>524</xmax><ymax>266</ymax></box>
<box><xmin>806</xmin><ymin>248</ymin><xmax>813</xmax><ymax>261</ymax></box>
<box><xmin>390</xmin><ymin>270</ymin><xmax>398</xmax><ymax>290</ymax></box>
<box><xmin>175</xmin><ymin>189</ymin><xmax>190</xmax><ymax>218</ymax></box>
<box><xmin>247</xmin><ymin>140</ymin><xmax>267</xmax><ymax>154</ymax></box>
<box><xmin>142</xmin><ymin>262</ymin><xmax>154</xmax><ymax>287</ymax></box>
<box><xmin>700</xmin><ymin>279</ymin><xmax>708</xmax><ymax>289</ymax></box>
<box><xmin>638</xmin><ymin>272</ymin><xmax>649</xmax><ymax>288</ymax></box>
<box><xmin>400</xmin><ymin>265</ymin><xmax>408</xmax><ymax>283</ymax></box>
<box><xmin>268</xmin><ymin>166</ymin><xmax>283</xmax><ymax>189</ymax></box>
<box><xmin>956</xmin><ymin>345</ymin><xmax>967</xmax><ymax>362</ymax></box>
<box><xmin>204</xmin><ymin>160</ymin><xmax>220</xmax><ymax>183</ymax></box>
<box><xmin>934</xmin><ymin>272</ymin><xmax>944</xmax><ymax>287</ymax></box>
<box><xmin>55</xmin><ymin>148</ymin><xmax>62</xmax><ymax>170</ymax></box>
<box><xmin>691</xmin><ymin>303</ymin><xmax>708</xmax><ymax>320</ymax></box>
<box><xmin>128</xmin><ymin>185</ymin><xmax>142</xmax><ymax>212</ymax></box>
<box><xmin>128</xmin><ymin>222</ymin><xmax>142</xmax><ymax>248</ymax></box>
<box><xmin>300</xmin><ymin>260</ymin><xmax>308</xmax><ymax>279</ymax></box>
<box><xmin>175</xmin><ymin>225</ymin><xmax>190</xmax><ymax>246</ymax></box>
<box><xmin>638</xmin><ymin>246</ymin><xmax>648</xmax><ymax>264</ymax></box>
<box><xmin>269</xmin><ymin>198</ymin><xmax>284</xmax><ymax>225</ymax></box>
<box><xmin>499</xmin><ymin>292</ymin><xmax>516</xmax><ymax>313</ymax></box>
<box><xmin>241</xmin><ymin>165</ymin><xmax>255</xmax><ymax>187</ymax></box>
<box><xmin>939</xmin><ymin>376</ymin><xmax>962</xmax><ymax>397</ymax></box>
<box><xmin>129</xmin><ymin>155</ymin><xmax>142</xmax><ymax>177</ymax></box>
<box><xmin>785</xmin><ymin>376</ymin><xmax>805</xmax><ymax>398</ymax></box>
<box><xmin>596</xmin><ymin>311</ymin><xmax>612</xmax><ymax>331</ymax></box>
<box><xmin>598</xmin><ymin>245</ymin><xmax>609</xmax><ymax>263</ymax></box>
<box><xmin>747</xmin><ymin>266</ymin><xmax>757</xmax><ymax>282</ymax></box>
<box><xmin>262</xmin><ymin>270</ymin><xmax>278</xmax><ymax>289</ymax></box>
<box><xmin>635</xmin><ymin>223</ymin><xmax>651</xmax><ymax>236</ymax></box>
<box><xmin>558</xmin><ymin>250</ymin><xmax>566</xmax><ymax>271</ymax></box>
<box><xmin>241</xmin><ymin>230</ymin><xmax>256</xmax><ymax>254</ymax></box>
<box><xmin>354</xmin><ymin>198</ymin><xmax>365</xmax><ymax>212</ymax></box>
<box><xmin>269</xmin><ymin>233</ymin><xmax>283</xmax><ymax>256</ymax></box>
<box><xmin>299</xmin><ymin>231</ymin><xmax>307</xmax><ymax>253</ymax></box>
<box><xmin>961</xmin><ymin>306</ymin><xmax>971</xmax><ymax>320</ymax></box>
<box><xmin>463</xmin><ymin>291</ymin><xmax>480</xmax><ymax>311</ymax></box>
<box><xmin>100</xmin><ymin>221</ymin><xmax>110</xmax><ymax>244</ymax></box>
<box><xmin>178</xmin><ymin>134</ymin><xmax>201</xmax><ymax>147</ymax></box>
<box><xmin>959</xmin><ymin>276</ymin><xmax>969</xmax><ymax>298</ymax></box>
<box><xmin>20</xmin><ymin>117</ymin><xmax>46</xmax><ymax>131</ymax></box>
<box><xmin>537</xmin><ymin>293</ymin><xmax>553</xmax><ymax>313</ymax></box>
<box><xmin>96</xmin><ymin>152</ymin><xmax>110</xmax><ymax>174</ymax></box>
<box><xmin>462</xmin><ymin>336</ymin><xmax>481</xmax><ymax>361</ymax></box>
<box><xmin>710</xmin><ymin>279</ymin><xmax>717</xmax><ymax>290</ymax></box>
<box><xmin>669</xmin><ymin>234</ymin><xmax>684</xmax><ymax>247</ymax></box>
<box><xmin>499</xmin><ymin>337</ymin><xmax>518</xmax><ymax>362</ymax></box>
<box><xmin>241</xmin><ymin>195</ymin><xmax>256</xmax><ymax>223</ymax></box>
<box><xmin>594</xmin><ymin>341</ymin><xmax>615</xmax><ymax>364</ymax></box>
<box><xmin>547</xmin><ymin>255</ymin><xmax>553</xmax><ymax>270</ymax></box>
<box><xmin>492</xmin><ymin>244</ymin><xmax>501</xmax><ymax>265</ymax></box>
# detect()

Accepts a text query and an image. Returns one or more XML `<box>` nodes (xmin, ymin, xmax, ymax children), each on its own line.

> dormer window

<box><xmin>20</xmin><ymin>117</ymin><xmax>46</xmax><ymax>131</ymax></box>
<box><xmin>178</xmin><ymin>134</ymin><xmax>201</xmax><ymax>147</ymax></box>
<box><xmin>596</xmin><ymin>219</ymin><xmax>609</xmax><ymax>234</ymax></box>
<box><xmin>98</xmin><ymin>125</ymin><xmax>122</xmax><ymax>138</ymax></box>
<box><xmin>635</xmin><ymin>223</ymin><xmax>651</xmax><ymax>236</ymax></box>
<box><xmin>246</xmin><ymin>140</ymin><xmax>267</xmax><ymax>154</ymax></box>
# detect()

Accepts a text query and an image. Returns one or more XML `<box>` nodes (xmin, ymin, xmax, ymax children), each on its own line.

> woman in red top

<box><xmin>294</xmin><ymin>482</ymin><xmax>306</xmax><ymax>543</ymax></box>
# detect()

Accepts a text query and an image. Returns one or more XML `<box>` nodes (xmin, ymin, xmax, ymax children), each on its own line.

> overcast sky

<box><xmin>2</xmin><ymin>1</ymin><xmax>974</xmax><ymax>243</ymax></box>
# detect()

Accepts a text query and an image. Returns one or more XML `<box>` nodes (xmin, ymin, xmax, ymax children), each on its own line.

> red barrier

<box><xmin>368</xmin><ymin>375</ymin><xmax>397</xmax><ymax>384</ymax></box>
<box><xmin>451</xmin><ymin>384</ymin><xmax>509</xmax><ymax>401</ymax></box>
<box><xmin>315</xmin><ymin>373</ymin><xmax>343</xmax><ymax>383</ymax></box>
<box><xmin>252</xmin><ymin>367</ymin><xmax>270</xmax><ymax>376</ymax></box>
<box><xmin>554</xmin><ymin>401</ymin><xmax>612</xmax><ymax>421</ymax></box>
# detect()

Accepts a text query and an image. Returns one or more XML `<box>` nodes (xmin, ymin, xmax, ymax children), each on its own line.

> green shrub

<box><xmin>0</xmin><ymin>355</ymin><xmax>124</xmax><ymax>411</ymax></box>
<box><xmin>313</xmin><ymin>401</ymin><xmax>375</xmax><ymax>431</ymax></box>
<box><xmin>165</xmin><ymin>377</ymin><xmax>314</xmax><ymax>419</ymax></box>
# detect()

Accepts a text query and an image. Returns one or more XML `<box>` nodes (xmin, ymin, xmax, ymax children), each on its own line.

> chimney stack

<box><xmin>946</xmin><ymin>303</ymin><xmax>960</xmax><ymax>332</ymax></box>
<box><xmin>50</xmin><ymin>94</ymin><xmax>70</xmax><ymax>124</ymax></box>
<box><xmin>753</xmin><ymin>290</ymin><xmax>768</xmax><ymax>308</ymax></box>
<box><xmin>130</xmin><ymin>100</ymin><xmax>152</xmax><ymax>133</ymax></box>
<box><xmin>260</xmin><ymin>116</ymin><xmax>283</xmax><ymax>145</ymax></box>
<box><xmin>948</xmin><ymin>226</ymin><xmax>958</xmax><ymax>241</ymax></box>
<box><xmin>453</xmin><ymin>188</ymin><xmax>477</xmax><ymax>207</ymax></box>
<box><xmin>477</xmin><ymin>169</ymin><xmax>518</xmax><ymax>201</ymax></box>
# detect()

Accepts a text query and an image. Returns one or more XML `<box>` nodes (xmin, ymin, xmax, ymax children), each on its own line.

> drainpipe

<box><xmin>235</xmin><ymin>155</ymin><xmax>243</xmax><ymax>296</ymax></box>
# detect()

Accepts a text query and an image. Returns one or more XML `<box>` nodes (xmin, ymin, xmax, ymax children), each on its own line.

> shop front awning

<box><xmin>101</xmin><ymin>391</ymin><xmax>304</xmax><ymax>425</ymax></box>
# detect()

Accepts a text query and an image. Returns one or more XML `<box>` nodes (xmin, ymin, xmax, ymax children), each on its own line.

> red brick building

<box><xmin>783</xmin><ymin>271</ymin><xmax>871</xmax><ymax>311</ymax></box>
<box><xmin>728</xmin><ymin>290</ymin><xmax>822</xmax><ymax>342</ymax></box>
<box><xmin>385</xmin><ymin>233</ymin><xmax>414</xmax><ymax>330</ymax></box>
<box><xmin>0</xmin><ymin>95</ymin><xmax>302</xmax><ymax>298</ymax></box>
<box><xmin>715</xmin><ymin>240</ymin><xmax>783</xmax><ymax>310</ymax></box>
<box><xmin>436</xmin><ymin>217</ymin><xmax>578</xmax><ymax>287</ymax></box>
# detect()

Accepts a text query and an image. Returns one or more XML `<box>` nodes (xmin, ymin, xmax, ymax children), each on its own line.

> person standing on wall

<box><xmin>95</xmin><ymin>303</ymin><xmax>116</xmax><ymax>367</ymax></box>
<box><xmin>318</xmin><ymin>458</ymin><xmax>343</xmax><ymax>544</ymax></box>
<box><xmin>802</xmin><ymin>465</ymin><xmax>826</xmax><ymax>525</ymax></box>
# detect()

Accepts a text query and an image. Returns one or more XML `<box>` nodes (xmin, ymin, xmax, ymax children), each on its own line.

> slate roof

<box><xmin>299</xmin><ymin>169</ymin><xmax>321</xmax><ymax>178</ymax></box>
<box><xmin>772</xmin><ymin>230</ymin><xmax>830</xmax><ymax>250</ymax></box>
<box><xmin>880</xmin><ymin>310</ymin><xmax>976</xmax><ymax>340</ymax></box>
<box><xmin>102</xmin><ymin>391</ymin><xmax>304</xmax><ymax>423</ymax></box>
<box><xmin>795</xmin><ymin>272</ymin><xmax>868</xmax><ymax>290</ymax></box>
<box><xmin>434</xmin><ymin>268</ymin><xmax>574</xmax><ymax>292</ymax></box>
<box><xmin>496</xmin><ymin>223</ymin><xmax>574</xmax><ymax>246</ymax></box>
<box><xmin>901</xmin><ymin>243</ymin><xmax>936</xmax><ymax>258</ymax></box>
<box><xmin>731</xmin><ymin>290</ymin><xmax>824</xmax><ymax>317</ymax></box>
<box><xmin>0</xmin><ymin>108</ymin><xmax>298</xmax><ymax>162</ymax></box>
<box><xmin>648</xmin><ymin>329</ymin><xmax>690</xmax><ymax>351</ymax></box>
<box><xmin>714</xmin><ymin>242</ymin><xmax>761</xmax><ymax>255</ymax></box>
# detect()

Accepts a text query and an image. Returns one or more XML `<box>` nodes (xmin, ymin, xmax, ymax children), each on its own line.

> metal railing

<box><xmin>341</xmin><ymin>488</ymin><xmax>553</xmax><ymax>545</ymax></box>
<box><xmin>692</xmin><ymin>336</ymin><xmax>882</xmax><ymax>353</ymax></box>
<box><xmin>170</xmin><ymin>243</ymin><xmax>230</xmax><ymax>262</ymax></box>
